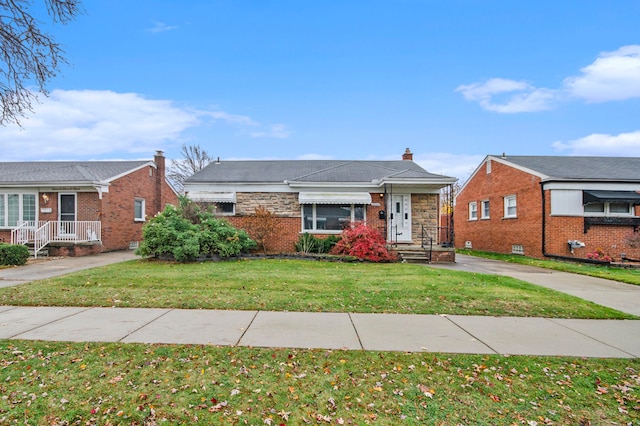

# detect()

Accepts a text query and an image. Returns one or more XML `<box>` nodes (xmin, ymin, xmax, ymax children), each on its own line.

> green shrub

<box><xmin>198</xmin><ymin>212</ymin><xmax>256</xmax><ymax>257</ymax></box>
<box><xmin>0</xmin><ymin>243</ymin><xmax>30</xmax><ymax>266</ymax></box>
<box><xmin>137</xmin><ymin>202</ymin><xmax>256</xmax><ymax>262</ymax></box>
<box><xmin>295</xmin><ymin>233</ymin><xmax>340</xmax><ymax>254</ymax></box>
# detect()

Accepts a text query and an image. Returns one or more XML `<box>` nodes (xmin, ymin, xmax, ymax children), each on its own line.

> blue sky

<box><xmin>2</xmin><ymin>0</ymin><xmax>640</xmax><ymax>181</ymax></box>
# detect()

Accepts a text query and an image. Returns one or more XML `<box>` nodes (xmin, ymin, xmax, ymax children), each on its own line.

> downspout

<box><xmin>540</xmin><ymin>182</ymin><xmax>546</xmax><ymax>257</ymax></box>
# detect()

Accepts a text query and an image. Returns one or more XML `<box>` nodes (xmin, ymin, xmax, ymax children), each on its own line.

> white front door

<box><xmin>388</xmin><ymin>194</ymin><xmax>411</xmax><ymax>242</ymax></box>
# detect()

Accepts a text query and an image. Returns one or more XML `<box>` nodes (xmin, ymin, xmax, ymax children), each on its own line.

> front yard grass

<box><xmin>1</xmin><ymin>341</ymin><xmax>638</xmax><ymax>425</ymax></box>
<box><xmin>0</xmin><ymin>258</ymin><xmax>633</xmax><ymax>319</ymax></box>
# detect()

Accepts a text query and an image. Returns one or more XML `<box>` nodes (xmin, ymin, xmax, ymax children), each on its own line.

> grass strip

<box><xmin>1</xmin><ymin>341</ymin><xmax>638</xmax><ymax>425</ymax></box>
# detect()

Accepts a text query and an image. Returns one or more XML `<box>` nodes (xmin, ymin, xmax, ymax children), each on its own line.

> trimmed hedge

<box><xmin>0</xmin><ymin>243</ymin><xmax>30</xmax><ymax>266</ymax></box>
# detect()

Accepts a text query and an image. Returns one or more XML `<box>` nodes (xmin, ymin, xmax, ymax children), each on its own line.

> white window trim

<box><xmin>301</xmin><ymin>204</ymin><xmax>366</xmax><ymax>233</ymax></box>
<box><xmin>468</xmin><ymin>201</ymin><xmax>478</xmax><ymax>221</ymax></box>
<box><xmin>0</xmin><ymin>192</ymin><xmax>38</xmax><ymax>229</ymax></box>
<box><xmin>504</xmin><ymin>195</ymin><xmax>517</xmax><ymax>218</ymax></box>
<box><xmin>134</xmin><ymin>198</ymin><xmax>146</xmax><ymax>222</ymax></box>
<box><xmin>214</xmin><ymin>202</ymin><xmax>235</xmax><ymax>216</ymax></box>
<box><xmin>481</xmin><ymin>199</ymin><xmax>490</xmax><ymax>219</ymax></box>
<box><xmin>584</xmin><ymin>202</ymin><xmax>635</xmax><ymax>217</ymax></box>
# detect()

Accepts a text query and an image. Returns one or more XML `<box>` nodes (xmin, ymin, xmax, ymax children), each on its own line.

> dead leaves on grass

<box><xmin>1</xmin><ymin>343</ymin><xmax>639</xmax><ymax>425</ymax></box>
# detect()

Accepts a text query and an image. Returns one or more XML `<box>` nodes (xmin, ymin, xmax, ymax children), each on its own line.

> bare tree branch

<box><xmin>0</xmin><ymin>0</ymin><xmax>82</xmax><ymax>126</ymax></box>
<box><xmin>168</xmin><ymin>144</ymin><xmax>214</xmax><ymax>192</ymax></box>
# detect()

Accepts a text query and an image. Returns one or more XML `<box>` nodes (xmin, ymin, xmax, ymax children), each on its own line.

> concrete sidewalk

<box><xmin>1</xmin><ymin>251</ymin><xmax>639</xmax><ymax>357</ymax></box>
<box><xmin>0</xmin><ymin>305</ymin><xmax>638</xmax><ymax>358</ymax></box>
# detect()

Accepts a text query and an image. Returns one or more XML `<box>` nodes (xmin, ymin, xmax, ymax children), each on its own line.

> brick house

<box><xmin>454</xmin><ymin>155</ymin><xmax>640</xmax><ymax>262</ymax></box>
<box><xmin>183</xmin><ymin>149</ymin><xmax>457</xmax><ymax>259</ymax></box>
<box><xmin>0</xmin><ymin>151</ymin><xmax>178</xmax><ymax>256</ymax></box>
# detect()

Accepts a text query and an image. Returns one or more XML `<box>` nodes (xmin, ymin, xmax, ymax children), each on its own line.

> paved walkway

<box><xmin>0</xmin><ymin>251</ymin><xmax>639</xmax><ymax>358</ymax></box>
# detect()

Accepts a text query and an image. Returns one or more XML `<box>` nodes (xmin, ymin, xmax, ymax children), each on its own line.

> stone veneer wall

<box><xmin>411</xmin><ymin>194</ymin><xmax>439</xmax><ymax>243</ymax></box>
<box><xmin>235</xmin><ymin>192</ymin><xmax>300</xmax><ymax>217</ymax></box>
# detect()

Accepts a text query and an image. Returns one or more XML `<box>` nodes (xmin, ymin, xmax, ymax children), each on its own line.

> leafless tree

<box><xmin>168</xmin><ymin>144</ymin><xmax>214</xmax><ymax>192</ymax></box>
<box><xmin>1</xmin><ymin>0</ymin><xmax>82</xmax><ymax>126</ymax></box>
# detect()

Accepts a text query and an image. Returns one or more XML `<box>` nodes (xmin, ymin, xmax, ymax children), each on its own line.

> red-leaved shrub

<box><xmin>331</xmin><ymin>222</ymin><xmax>397</xmax><ymax>262</ymax></box>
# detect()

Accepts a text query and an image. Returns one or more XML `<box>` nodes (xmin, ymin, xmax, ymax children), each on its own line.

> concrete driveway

<box><xmin>431</xmin><ymin>254</ymin><xmax>640</xmax><ymax>316</ymax></box>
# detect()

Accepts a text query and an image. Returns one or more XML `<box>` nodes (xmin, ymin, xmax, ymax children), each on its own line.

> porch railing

<box><xmin>420</xmin><ymin>225</ymin><xmax>454</xmax><ymax>248</ymax></box>
<box><xmin>11</xmin><ymin>221</ymin><xmax>101</xmax><ymax>258</ymax></box>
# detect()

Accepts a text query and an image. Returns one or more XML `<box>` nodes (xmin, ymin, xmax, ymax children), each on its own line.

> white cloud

<box><xmin>0</xmin><ymin>89</ymin><xmax>290</xmax><ymax>160</ymax></box>
<box><xmin>147</xmin><ymin>21</ymin><xmax>178</xmax><ymax>34</ymax></box>
<box><xmin>564</xmin><ymin>45</ymin><xmax>640</xmax><ymax>102</ymax></box>
<box><xmin>199</xmin><ymin>110</ymin><xmax>258</xmax><ymax>126</ymax></box>
<box><xmin>455</xmin><ymin>78</ymin><xmax>558</xmax><ymax>113</ymax></box>
<box><xmin>249</xmin><ymin>123</ymin><xmax>292</xmax><ymax>139</ymax></box>
<box><xmin>458</xmin><ymin>44</ymin><xmax>640</xmax><ymax>112</ymax></box>
<box><xmin>552</xmin><ymin>130</ymin><xmax>640</xmax><ymax>156</ymax></box>
<box><xmin>413</xmin><ymin>152</ymin><xmax>484</xmax><ymax>182</ymax></box>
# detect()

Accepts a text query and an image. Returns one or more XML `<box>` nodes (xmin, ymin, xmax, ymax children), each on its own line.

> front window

<box><xmin>468</xmin><ymin>202</ymin><xmax>477</xmax><ymax>220</ymax></box>
<box><xmin>134</xmin><ymin>198</ymin><xmax>145</xmax><ymax>221</ymax></box>
<box><xmin>504</xmin><ymin>195</ymin><xmax>517</xmax><ymax>218</ymax></box>
<box><xmin>584</xmin><ymin>201</ymin><xmax>633</xmax><ymax>216</ymax></box>
<box><xmin>0</xmin><ymin>193</ymin><xmax>37</xmax><ymax>228</ymax></box>
<box><xmin>302</xmin><ymin>204</ymin><xmax>366</xmax><ymax>231</ymax></box>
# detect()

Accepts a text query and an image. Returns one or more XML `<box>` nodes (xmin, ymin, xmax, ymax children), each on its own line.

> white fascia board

<box><xmin>287</xmin><ymin>181</ymin><xmax>377</xmax><ymax>189</ymax></box>
<box><xmin>105</xmin><ymin>161</ymin><xmax>156</xmax><ymax>183</ymax></box>
<box><xmin>1</xmin><ymin>182</ymin><xmax>107</xmax><ymax>190</ymax></box>
<box><xmin>488</xmin><ymin>156</ymin><xmax>549</xmax><ymax>179</ymax></box>
<box><xmin>543</xmin><ymin>181</ymin><xmax>640</xmax><ymax>191</ymax></box>
<box><xmin>455</xmin><ymin>155</ymin><xmax>547</xmax><ymax>203</ymax></box>
<box><xmin>378</xmin><ymin>178</ymin><xmax>457</xmax><ymax>187</ymax></box>
<box><xmin>184</xmin><ymin>182</ymin><xmax>296</xmax><ymax>193</ymax></box>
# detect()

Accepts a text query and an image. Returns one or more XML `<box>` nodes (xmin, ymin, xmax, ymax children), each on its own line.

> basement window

<box><xmin>511</xmin><ymin>244</ymin><xmax>524</xmax><ymax>255</ymax></box>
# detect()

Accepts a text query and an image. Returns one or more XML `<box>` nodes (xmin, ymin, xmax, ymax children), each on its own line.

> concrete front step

<box><xmin>390</xmin><ymin>245</ymin><xmax>430</xmax><ymax>263</ymax></box>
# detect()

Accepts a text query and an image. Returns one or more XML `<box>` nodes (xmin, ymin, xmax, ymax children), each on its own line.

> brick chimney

<box><xmin>402</xmin><ymin>148</ymin><xmax>413</xmax><ymax>161</ymax></box>
<box><xmin>154</xmin><ymin>150</ymin><xmax>165</xmax><ymax>214</ymax></box>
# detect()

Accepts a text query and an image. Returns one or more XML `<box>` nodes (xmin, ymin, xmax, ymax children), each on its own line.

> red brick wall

<box><xmin>455</xmin><ymin>159</ymin><xmax>640</xmax><ymax>261</ymax></box>
<box><xmin>454</xmin><ymin>159</ymin><xmax>544</xmax><ymax>257</ymax></box>
<box><xmin>544</xmin><ymin>193</ymin><xmax>640</xmax><ymax>261</ymax></box>
<box><xmin>101</xmin><ymin>164</ymin><xmax>177</xmax><ymax>251</ymax></box>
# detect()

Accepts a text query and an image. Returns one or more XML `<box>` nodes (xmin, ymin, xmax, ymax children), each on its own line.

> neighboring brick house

<box><xmin>454</xmin><ymin>155</ymin><xmax>640</xmax><ymax>262</ymax></box>
<box><xmin>183</xmin><ymin>149</ymin><xmax>457</xmax><ymax>257</ymax></box>
<box><xmin>0</xmin><ymin>151</ymin><xmax>178</xmax><ymax>256</ymax></box>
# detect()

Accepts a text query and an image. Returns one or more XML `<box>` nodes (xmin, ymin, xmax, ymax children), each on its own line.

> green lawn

<box><xmin>0</xmin><ymin>258</ymin><xmax>633</xmax><ymax>319</ymax></box>
<box><xmin>1</xmin><ymin>341</ymin><xmax>638</xmax><ymax>425</ymax></box>
<box><xmin>458</xmin><ymin>249</ymin><xmax>640</xmax><ymax>286</ymax></box>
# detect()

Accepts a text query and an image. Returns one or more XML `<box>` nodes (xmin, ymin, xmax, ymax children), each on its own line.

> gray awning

<box><xmin>583</xmin><ymin>190</ymin><xmax>640</xmax><ymax>205</ymax></box>
<box><xmin>187</xmin><ymin>192</ymin><xmax>236</xmax><ymax>203</ymax></box>
<box><xmin>298</xmin><ymin>192</ymin><xmax>372</xmax><ymax>205</ymax></box>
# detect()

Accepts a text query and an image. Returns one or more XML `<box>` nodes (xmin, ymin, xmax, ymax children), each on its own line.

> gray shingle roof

<box><xmin>497</xmin><ymin>156</ymin><xmax>640</xmax><ymax>181</ymax></box>
<box><xmin>186</xmin><ymin>160</ymin><xmax>453</xmax><ymax>183</ymax></box>
<box><xmin>0</xmin><ymin>161</ymin><xmax>151</xmax><ymax>185</ymax></box>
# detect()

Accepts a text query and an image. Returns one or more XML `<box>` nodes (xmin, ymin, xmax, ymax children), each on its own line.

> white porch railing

<box><xmin>11</xmin><ymin>221</ymin><xmax>102</xmax><ymax>258</ymax></box>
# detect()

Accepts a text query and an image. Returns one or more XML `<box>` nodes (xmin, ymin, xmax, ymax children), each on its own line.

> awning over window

<box><xmin>188</xmin><ymin>192</ymin><xmax>236</xmax><ymax>203</ymax></box>
<box><xmin>298</xmin><ymin>192</ymin><xmax>372</xmax><ymax>205</ymax></box>
<box><xmin>583</xmin><ymin>190</ymin><xmax>640</xmax><ymax>205</ymax></box>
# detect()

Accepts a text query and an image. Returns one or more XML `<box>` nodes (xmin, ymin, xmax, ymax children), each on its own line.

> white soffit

<box><xmin>188</xmin><ymin>192</ymin><xmax>236</xmax><ymax>202</ymax></box>
<box><xmin>298</xmin><ymin>192</ymin><xmax>372</xmax><ymax>204</ymax></box>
